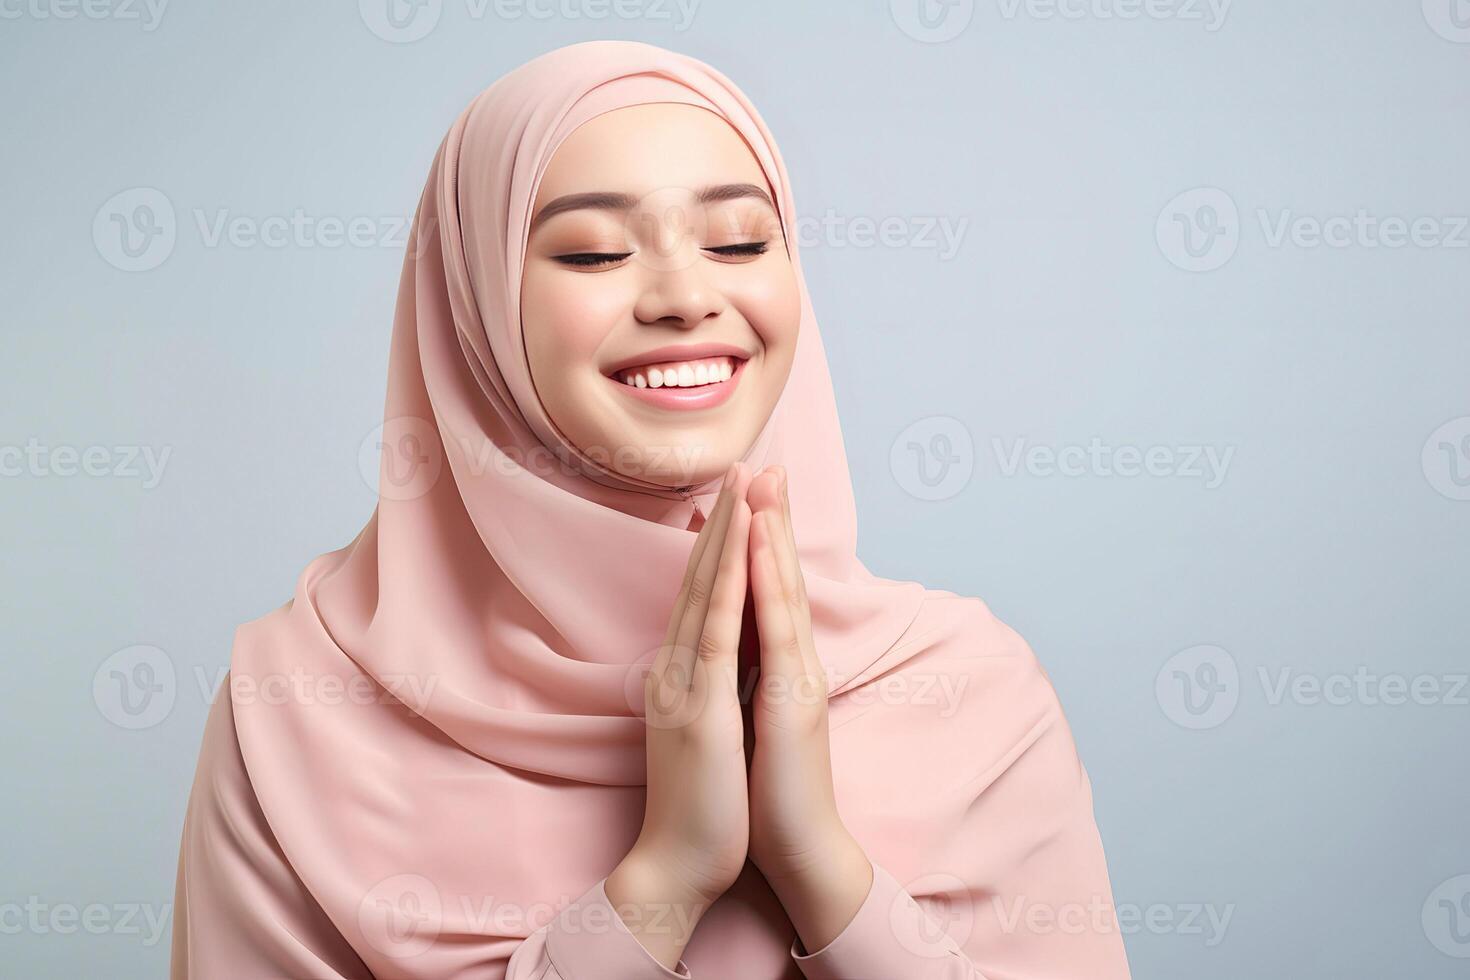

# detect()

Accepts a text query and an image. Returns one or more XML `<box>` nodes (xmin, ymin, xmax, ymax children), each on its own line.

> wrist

<box><xmin>755</xmin><ymin>820</ymin><xmax>862</xmax><ymax>889</ymax></box>
<box><xmin>761</xmin><ymin>829</ymin><xmax>868</xmax><ymax>903</ymax></box>
<box><xmin>608</xmin><ymin>847</ymin><xmax>718</xmax><ymax>919</ymax></box>
<box><xmin>605</xmin><ymin>853</ymin><xmax>711</xmax><ymax>971</ymax></box>
<box><xmin>761</xmin><ymin>832</ymin><xmax>873</xmax><ymax>954</ymax></box>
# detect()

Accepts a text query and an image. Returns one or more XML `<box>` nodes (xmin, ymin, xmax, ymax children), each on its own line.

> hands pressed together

<box><xmin>605</xmin><ymin>461</ymin><xmax>875</xmax><ymax>970</ymax></box>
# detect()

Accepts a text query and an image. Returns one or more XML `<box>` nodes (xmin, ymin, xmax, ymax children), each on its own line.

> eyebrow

<box><xmin>529</xmin><ymin>182</ymin><xmax>776</xmax><ymax>231</ymax></box>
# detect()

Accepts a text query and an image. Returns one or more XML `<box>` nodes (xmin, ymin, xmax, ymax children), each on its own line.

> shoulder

<box><xmin>178</xmin><ymin>674</ymin><xmax>298</xmax><ymax>883</ymax></box>
<box><xmin>184</xmin><ymin>675</ymin><xmax>251</xmax><ymax>823</ymax></box>
<box><xmin>904</xmin><ymin>587</ymin><xmax>1057</xmax><ymax>688</ymax></box>
<box><xmin>178</xmin><ymin>675</ymin><xmax>292</xmax><ymax>880</ymax></box>
<box><xmin>173</xmin><ymin>676</ymin><xmax>371</xmax><ymax>975</ymax></box>
<box><xmin>892</xmin><ymin>589</ymin><xmax>1084</xmax><ymax>790</ymax></box>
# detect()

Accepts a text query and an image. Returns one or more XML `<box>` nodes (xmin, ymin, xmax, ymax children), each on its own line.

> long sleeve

<box><xmin>787</xmin><ymin>861</ymin><xmax>980</xmax><ymax>979</ymax></box>
<box><xmin>509</xmin><ymin>877</ymin><xmax>694</xmax><ymax>979</ymax></box>
<box><xmin>171</xmin><ymin>677</ymin><xmax>693</xmax><ymax>980</ymax></box>
<box><xmin>790</xmin><ymin>793</ymin><xmax>1129</xmax><ymax>980</ymax></box>
<box><xmin>787</xmin><ymin>626</ymin><xmax>1132</xmax><ymax>979</ymax></box>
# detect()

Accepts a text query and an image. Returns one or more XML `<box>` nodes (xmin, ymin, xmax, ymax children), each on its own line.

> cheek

<box><xmin>735</xmin><ymin>263</ymin><xmax>801</xmax><ymax>352</ymax></box>
<box><xmin>522</xmin><ymin>269</ymin><xmax>630</xmax><ymax>381</ymax></box>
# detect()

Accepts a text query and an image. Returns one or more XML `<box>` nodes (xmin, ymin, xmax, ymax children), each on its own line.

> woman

<box><xmin>170</xmin><ymin>39</ymin><xmax>1132</xmax><ymax>979</ymax></box>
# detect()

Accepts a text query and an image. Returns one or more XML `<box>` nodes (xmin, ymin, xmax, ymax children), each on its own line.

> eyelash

<box><xmin>554</xmin><ymin>241</ymin><xmax>770</xmax><ymax>268</ymax></box>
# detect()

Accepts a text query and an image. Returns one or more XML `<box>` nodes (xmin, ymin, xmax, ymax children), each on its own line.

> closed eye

<box><xmin>554</xmin><ymin>251</ymin><xmax>634</xmax><ymax>268</ymax></box>
<box><xmin>705</xmin><ymin>241</ymin><xmax>769</xmax><ymax>258</ymax></box>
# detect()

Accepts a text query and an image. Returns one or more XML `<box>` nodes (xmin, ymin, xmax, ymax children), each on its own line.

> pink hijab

<box><xmin>173</xmin><ymin>39</ymin><xmax>1130</xmax><ymax>979</ymax></box>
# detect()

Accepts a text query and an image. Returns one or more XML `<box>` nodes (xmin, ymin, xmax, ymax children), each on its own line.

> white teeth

<box><xmin>619</xmin><ymin>355</ymin><xmax>740</xmax><ymax>389</ymax></box>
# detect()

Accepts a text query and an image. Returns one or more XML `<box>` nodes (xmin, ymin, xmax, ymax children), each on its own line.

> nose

<box><xmin>632</xmin><ymin>257</ymin><xmax>726</xmax><ymax>329</ymax></box>
<box><xmin>630</xmin><ymin>202</ymin><xmax>726</xmax><ymax>329</ymax></box>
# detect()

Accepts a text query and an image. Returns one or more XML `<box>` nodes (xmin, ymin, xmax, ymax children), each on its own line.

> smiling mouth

<box><xmin>606</xmin><ymin>354</ymin><xmax>743</xmax><ymax>389</ymax></box>
<box><xmin>604</xmin><ymin>354</ymin><xmax>749</xmax><ymax>410</ymax></box>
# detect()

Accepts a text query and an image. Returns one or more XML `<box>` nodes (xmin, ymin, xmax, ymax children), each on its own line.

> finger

<box><xmin>653</xmin><ymin>462</ymin><xmax>741</xmax><ymax>680</ymax></box>
<box><xmin>749</xmin><ymin>509</ymin><xmax>804</xmax><ymax>685</ymax></box>
<box><xmin>773</xmin><ymin>470</ymin><xmax>824</xmax><ymax>691</ymax></box>
<box><xmin>770</xmin><ymin>467</ymin><xmax>811</xmax><ymax>637</ymax></box>
<box><xmin>668</xmin><ymin>462</ymin><xmax>750</xmax><ymax>689</ymax></box>
<box><xmin>689</xmin><ymin>496</ymin><xmax>751</xmax><ymax>707</ymax></box>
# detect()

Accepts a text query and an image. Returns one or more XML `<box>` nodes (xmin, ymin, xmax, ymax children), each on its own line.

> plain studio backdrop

<box><xmin>3</xmin><ymin>2</ymin><xmax>1467</xmax><ymax>977</ymax></box>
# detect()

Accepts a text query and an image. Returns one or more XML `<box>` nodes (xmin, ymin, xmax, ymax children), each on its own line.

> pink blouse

<box><xmin>172</xmin><ymin>663</ymin><xmax>1131</xmax><ymax>979</ymax></box>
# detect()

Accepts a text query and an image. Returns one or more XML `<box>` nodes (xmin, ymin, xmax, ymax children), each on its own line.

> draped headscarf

<box><xmin>174</xmin><ymin>39</ymin><xmax>1130</xmax><ymax>979</ymax></box>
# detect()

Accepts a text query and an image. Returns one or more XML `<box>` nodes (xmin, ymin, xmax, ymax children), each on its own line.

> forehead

<box><xmin>532</xmin><ymin>102</ymin><xmax>770</xmax><ymax>210</ymax></box>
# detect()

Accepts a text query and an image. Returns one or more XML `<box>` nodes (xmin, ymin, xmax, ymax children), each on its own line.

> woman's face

<box><xmin>522</xmin><ymin>102</ymin><xmax>800</xmax><ymax>489</ymax></box>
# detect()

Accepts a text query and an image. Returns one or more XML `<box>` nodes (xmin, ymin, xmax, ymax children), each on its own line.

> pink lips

<box><xmin>611</xmin><ymin>357</ymin><xmax>747</xmax><ymax>411</ymax></box>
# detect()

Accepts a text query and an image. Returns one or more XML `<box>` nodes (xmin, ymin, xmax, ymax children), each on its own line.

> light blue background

<box><xmin>3</xmin><ymin>1</ymin><xmax>1467</xmax><ymax>976</ymax></box>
